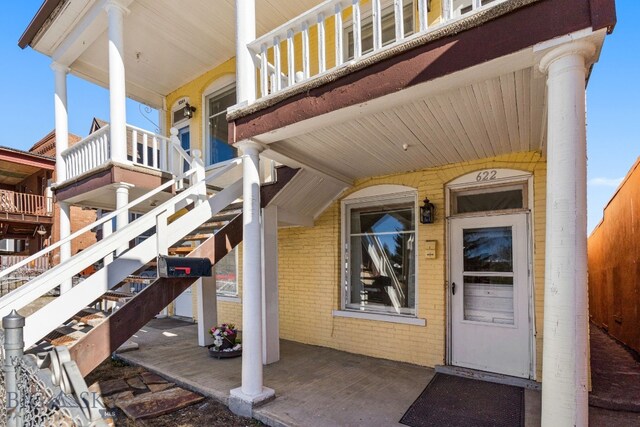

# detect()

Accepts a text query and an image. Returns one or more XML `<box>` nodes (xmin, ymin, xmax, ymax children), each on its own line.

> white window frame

<box><xmin>336</xmin><ymin>185</ymin><xmax>423</xmax><ymax>324</ymax></box>
<box><xmin>343</xmin><ymin>0</ymin><xmax>415</xmax><ymax>61</ymax></box>
<box><xmin>215</xmin><ymin>247</ymin><xmax>239</xmax><ymax>299</ymax></box>
<box><xmin>202</xmin><ymin>75</ymin><xmax>236</xmax><ymax>168</ymax></box>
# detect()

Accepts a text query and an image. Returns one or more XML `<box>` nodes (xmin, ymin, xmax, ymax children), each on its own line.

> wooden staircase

<box><xmin>30</xmin><ymin>166</ymin><xmax>298</xmax><ymax>377</ymax></box>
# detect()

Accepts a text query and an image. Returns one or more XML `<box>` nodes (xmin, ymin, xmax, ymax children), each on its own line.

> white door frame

<box><xmin>445</xmin><ymin>169</ymin><xmax>536</xmax><ymax>380</ymax></box>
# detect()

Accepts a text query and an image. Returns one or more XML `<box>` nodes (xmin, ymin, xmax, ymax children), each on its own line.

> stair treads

<box><xmin>74</xmin><ymin>308</ymin><xmax>107</xmax><ymax>326</ymax></box>
<box><xmin>44</xmin><ymin>328</ymin><xmax>85</xmax><ymax>346</ymax></box>
<box><xmin>116</xmin><ymin>387</ymin><xmax>204</xmax><ymax>420</ymax></box>
<box><xmin>101</xmin><ymin>291</ymin><xmax>134</xmax><ymax>302</ymax></box>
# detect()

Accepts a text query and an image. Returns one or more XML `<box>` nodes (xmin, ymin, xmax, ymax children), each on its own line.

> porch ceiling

<box><xmin>259</xmin><ymin>65</ymin><xmax>548</xmax><ymax>182</ymax></box>
<box><xmin>30</xmin><ymin>0</ymin><xmax>322</xmax><ymax>108</ymax></box>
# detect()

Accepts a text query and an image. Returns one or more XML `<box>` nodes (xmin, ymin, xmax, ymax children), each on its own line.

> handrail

<box><xmin>0</xmin><ymin>167</ymin><xmax>193</xmax><ymax>280</ymax></box>
<box><xmin>0</xmin><ymin>157</ymin><xmax>243</xmax><ymax>317</ymax></box>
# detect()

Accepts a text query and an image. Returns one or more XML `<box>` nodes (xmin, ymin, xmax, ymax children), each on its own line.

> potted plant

<box><xmin>208</xmin><ymin>323</ymin><xmax>242</xmax><ymax>358</ymax></box>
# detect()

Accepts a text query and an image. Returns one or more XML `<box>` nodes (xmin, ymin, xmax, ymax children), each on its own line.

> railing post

<box><xmin>190</xmin><ymin>149</ymin><xmax>206</xmax><ymax>206</ymax></box>
<box><xmin>3</xmin><ymin>310</ymin><xmax>25</xmax><ymax>427</ymax></box>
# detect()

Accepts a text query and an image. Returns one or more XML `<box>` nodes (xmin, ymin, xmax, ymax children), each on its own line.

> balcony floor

<box><xmin>116</xmin><ymin>318</ymin><xmax>543</xmax><ymax>426</ymax></box>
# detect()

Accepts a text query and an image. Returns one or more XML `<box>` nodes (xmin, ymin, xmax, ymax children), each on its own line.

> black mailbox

<box><xmin>158</xmin><ymin>256</ymin><xmax>212</xmax><ymax>278</ymax></box>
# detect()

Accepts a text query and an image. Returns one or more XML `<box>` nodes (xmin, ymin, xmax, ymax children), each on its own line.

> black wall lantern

<box><xmin>420</xmin><ymin>197</ymin><xmax>435</xmax><ymax>224</ymax></box>
<box><xmin>183</xmin><ymin>102</ymin><xmax>196</xmax><ymax>119</ymax></box>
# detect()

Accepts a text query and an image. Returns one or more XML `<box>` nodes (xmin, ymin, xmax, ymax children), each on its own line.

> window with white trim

<box><xmin>205</xmin><ymin>85</ymin><xmax>237</xmax><ymax>167</ymax></box>
<box><xmin>344</xmin><ymin>190</ymin><xmax>417</xmax><ymax>315</ymax></box>
<box><xmin>345</xmin><ymin>0</ymin><xmax>415</xmax><ymax>61</ymax></box>
<box><xmin>215</xmin><ymin>247</ymin><xmax>238</xmax><ymax>297</ymax></box>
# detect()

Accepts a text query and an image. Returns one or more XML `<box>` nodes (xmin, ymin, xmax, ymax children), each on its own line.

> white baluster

<box><xmin>142</xmin><ymin>133</ymin><xmax>148</xmax><ymax>166</ymax></box>
<box><xmin>260</xmin><ymin>43</ymin><xmax>269</xmax><ymax>97</ymax></box>
<box><xmin>335</xmin><ymin>3</ymin><xmax>344</xmax><ymax>66</ymax></box>
<box><xmin>418</xmin><ymin>0</ymin><xmax>428</xmax><ymax>32</ymax></box>
<box><xmin>372</xmin><ymin>0</ymin><xmax>382</xmax><ymax>51</ymax></box>
<box><xmin>394</xmin><ymin>0</ymin><xmax>404</xmax><ymax>41</ymax></box>
<box><xmin>473</xmin><ymin>0</ymin><xmax>482</xmax><ymax>11</ymax></box>
<box><xmin>132</xmin><ymin>130</ymin><xmax>138</xmax><ymax>165</ymax></box>
<box><xmin>273</xmin><ymin>36</ymin><xmax>282</xmax><ymax>92</ymax></box>
<box><xmin>443</xmin><ymin>0</ymin><xmax>452</xmax><ymax>21</ymax></box>
<box><xmin>153</xmin><ymin>137</ymin><xmax>159</xmax><ymax>168</ymax></box>
<box><xmin>302</xmin><ymin>21</ymin><xmax>310</xmax><ymax>79</ymax></box>
<box><xmin>352</xmin><ymin>0</ymin><xmax>362</xmax><ymax>59</ymax></box>
<box><xmin>287</xmin><ymin>29</ymin><xmax>295</xmax><ymax>87</ymax></box>
<box><xmin>317</xmin><ymin>13</ymin><xmax>326</xmax><ymax>73</ymax></box>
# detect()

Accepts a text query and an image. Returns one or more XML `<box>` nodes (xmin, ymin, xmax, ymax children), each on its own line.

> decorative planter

<box><xmin>208</xmin><ymin>345</ymin><xmax>242</xmax><ymax>359</ymax></box>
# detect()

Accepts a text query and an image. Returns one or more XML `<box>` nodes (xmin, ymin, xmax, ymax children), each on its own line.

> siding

<box><xmin>588</xmin><ymin>157</ymin><xmax>640</xmax><ymax>354</ymax></box>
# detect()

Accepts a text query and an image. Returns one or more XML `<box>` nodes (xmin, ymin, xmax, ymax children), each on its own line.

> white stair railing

<box><xmin>0</xmin><ymin>155</ymin><xmax>244</xmax><ymax>348</ymax></box>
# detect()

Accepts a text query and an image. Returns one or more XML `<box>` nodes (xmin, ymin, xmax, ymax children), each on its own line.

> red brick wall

<box><xmin>588</xmin><ymin>157</ymin><xmax>640</xmax><ymax>354</ymax></box>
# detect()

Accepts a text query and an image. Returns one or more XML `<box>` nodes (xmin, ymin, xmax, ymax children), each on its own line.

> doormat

<box><xmin>146</xmin><ymin>318</ymin><xmax>194</xmax><ymax>330</ymax></box>
<box><xmin>400</xmin><ymin>373</ymin><xmax>524</xmax><ymax>427</ymax></box>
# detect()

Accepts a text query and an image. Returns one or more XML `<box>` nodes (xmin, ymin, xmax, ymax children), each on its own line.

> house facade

<box><xmin>14</xmin><ymin>0</ymin><xmax>616</xmax><ymax>424</ymax></box>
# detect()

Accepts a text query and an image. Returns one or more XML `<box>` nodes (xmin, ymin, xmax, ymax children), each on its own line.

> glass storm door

<box><xmin>450</xmin><ymin>213</ymin><xmax>531</xmax><ymax>378</ymax></box>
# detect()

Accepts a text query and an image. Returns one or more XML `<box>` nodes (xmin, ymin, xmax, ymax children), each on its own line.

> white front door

<box><xmin>174</xmin><ymin>287</ymin><xmax>193</xmax><ymax>318</ymax></box>
<box><xmin>450</xmin><ymin>213</ymin><xmax>531</xmax><ymax>378</ymax></box>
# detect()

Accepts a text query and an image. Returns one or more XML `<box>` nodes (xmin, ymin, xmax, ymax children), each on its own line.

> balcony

<box><xmin>247</xmin><ymin>0</ymin><xmax>506</xmax><ymax>102</ymax></box>
<box><xmin>60</xmin><ymin>124</ymin><xmax>190</xmax><ymax>184</ymax></box>
<box><xmin>0</xmin><ymin>190</ymin><xmax>52</xmax><ymax>218</ymax></box>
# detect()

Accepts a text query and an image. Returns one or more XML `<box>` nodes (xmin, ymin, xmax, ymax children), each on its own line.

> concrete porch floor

<box><xmin>116</xmin><ymin>318</ymin><xmax>542</xmax><ymax>427</ymax></box>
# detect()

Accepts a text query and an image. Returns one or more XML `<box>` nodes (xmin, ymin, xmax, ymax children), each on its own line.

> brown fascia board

<box><xmin>0</xmin><ymin>147</ymin><xmax>55</xmax><ymax>169</ymax></box>
<box><xmin>229</xmin><ymin>0</ymin><xmax>617</xmax><ymax>143</ymax></box>
<box><xmin>18</xmin><ymin>0</ymin><xmax>65</xmax><ymax>49</ymax></box>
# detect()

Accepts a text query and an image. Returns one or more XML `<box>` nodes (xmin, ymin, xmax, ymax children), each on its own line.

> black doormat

<box><xmin>400</xmin><ymin>373</ymin><xmax>524</xmax><ymax>427</ymax></box>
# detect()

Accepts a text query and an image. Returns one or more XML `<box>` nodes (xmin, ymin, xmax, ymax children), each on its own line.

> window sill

<box><xmin>217</xmin><ymin>295</ymin><xmax>241</xmax><ymax>303</ymax></box>
<box><xmin>332</xmin><ymin>310</ymin><xmax>426</xmax><ymax>326</ymax></box>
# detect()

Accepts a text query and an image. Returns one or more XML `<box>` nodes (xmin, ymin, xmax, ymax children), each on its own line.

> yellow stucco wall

<box><xmin>277</xmin><ymin>151</ymin><xmax>546</xmax><ymax>379</ymax></box>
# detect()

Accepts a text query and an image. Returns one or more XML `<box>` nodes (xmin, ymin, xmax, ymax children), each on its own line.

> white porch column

<box><xmin>52</xmin><ymin>62</ymin><xmax>72</xmax><ymax>294</ymax></box>
<box><xmin>235</xmin><ymin>0</ymin><xmax>256</xmax><ymax>105</ymax></box>
<box><xmin>197</xmin><ymin>276</ymin><xmax>218</xmax><ymax>347</ymax></box>
<box><xmin>105</xmin><ymin>0</ymin><xmax>129</xmax><ymax>163</ymax></box>
<box><xmin>262</xmin><ymin>205</ymin><xmax>279</xmax><ymax>365</ymax></box>
<box><xmin>539</xmin><ymin>40</ymin><xmax>595</xmax><ymax>427</ymax></box>
<box><xmin>230</xmin><ymin>141</ymin><xmax>274</xmax><ymax>416</ymax></box>
<box><xmin>114</xmin><ymin>183</ymin><xmax>133</xmax><ymax>256</ymax></box>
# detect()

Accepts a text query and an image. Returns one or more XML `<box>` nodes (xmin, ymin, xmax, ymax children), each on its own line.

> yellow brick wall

<box><xmin>278</xmin><ymin>151</ymin><xmax>546</xmax><ymax>378</ymax></box>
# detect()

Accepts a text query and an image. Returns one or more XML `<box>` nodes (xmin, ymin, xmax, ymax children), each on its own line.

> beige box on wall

<box><xmin>425</xmin><ymin>241</ymin><xmax>437</xmax><ymax>259</ymax></box>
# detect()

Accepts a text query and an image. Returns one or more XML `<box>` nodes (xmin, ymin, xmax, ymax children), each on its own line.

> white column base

<box><xmin>229</xmin><ymin>386</ymin><xmax>275</xmax><ymax>417</ymax></box>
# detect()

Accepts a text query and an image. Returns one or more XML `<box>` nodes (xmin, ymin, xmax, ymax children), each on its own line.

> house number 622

<box><xmin>476</xmin><ymin>170</ymin><xmax>498</xmax><ymax>182</ymax></box>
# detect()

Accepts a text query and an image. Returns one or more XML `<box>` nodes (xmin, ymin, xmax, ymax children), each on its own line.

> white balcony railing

<box><xmin>248</xmin><ymin>0</ymin><xmax>504</xmax><ymax>100</ymax></box>
<box><xmin>61</xmin><ymin>124</ymin><xmax>191</xmax><ymax>182</ymax></box>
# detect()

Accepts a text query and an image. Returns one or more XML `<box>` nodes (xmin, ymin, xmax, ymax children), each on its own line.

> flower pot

<box><xmin>218</xmin><ymin>333</ymin><xmax>236</xmax><ymax>351</ymax></box>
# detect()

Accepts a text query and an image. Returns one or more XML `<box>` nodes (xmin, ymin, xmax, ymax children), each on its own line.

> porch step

<box><xmin>44</xmin><ymin>326</ymin><xmax>88</xmax><ymax>347</ymax></box>
<box><xmin>434</xmin><ymin>365</ymin><xmax>541</xmax><ymax>390</ymax></box>
<box><xmin>168</xmin><ymin>246</ymin><xmax>195</xmax><ymax>255</ymax></box>
<box><xmin>181</xmin><ymin>233</ymin><xmax>214</xmax><ymax>242</ymax></box>
<box><xmin>73</xmin><ymin>308</ymin><xmax>108</xmax><ymax>327</ymax></box>
<box><xmin>101</xmin><ymin>290</ymin><xmax>135</xmax><ymax>302</ymax></box>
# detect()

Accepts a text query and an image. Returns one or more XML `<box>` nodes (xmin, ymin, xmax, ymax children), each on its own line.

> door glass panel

<box><xmin>463</xmin><ymin>227</ymin><xmax>513</xmax><ymax>272</ymax></box>
<box><xmin>455</xmin><ymin>189</ymin><xmax>523</xmax><ymax>214</ymax></box>
<box><xmin>463</xmin><ymin>275</ymin><xmax>514</xmax><ymax>324</ymax></box>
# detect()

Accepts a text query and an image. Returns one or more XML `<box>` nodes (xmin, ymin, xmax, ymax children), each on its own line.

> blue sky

<box><xmin>0</xmin><ymin>1</ymin><xmax>637</xmax><ymax>233</ymax></box>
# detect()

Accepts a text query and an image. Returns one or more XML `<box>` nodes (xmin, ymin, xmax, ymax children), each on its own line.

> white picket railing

<box><xmin>248</xmin><ymin>0</ymin><xmax>505</xmax><ymax>100</ymax></box>
<box><xmin>0</xmin><ymin>255</ymin><xmax>49</xmax><ymax>272</ymax></box>
<box><xmin>0</xmin><ymin>155</ymin><xmax>244</xmax><ymax>348</ymax></box>
<box><xmin>61</xmin><ymin>124</ymin><xmax>191</xmax><ymax>182</ymax></box>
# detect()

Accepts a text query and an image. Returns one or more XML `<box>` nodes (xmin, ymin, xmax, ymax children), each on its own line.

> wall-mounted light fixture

<box><xmin>420</xmin><ymin>197</ymin><xmax>435</xmax><ymax>224</ymax></box>
<box><xmin>183</xmin><ymin>103</ymin><xmax>196</xmax><ymax>119</ymax></box>
<box><xmin>35</xmin><ymin>224</ymin><xmax>47</xmax><ymax>236</ymax></box>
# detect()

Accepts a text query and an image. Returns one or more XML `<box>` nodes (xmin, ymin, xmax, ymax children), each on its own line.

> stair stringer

<box><xmin>69</xmin><ymin>215</ymin><xmax>243</xmax><ymax>376</ymax></box>
<box><xmin>21</xmin><ymin>178</ymin><xmax>243</xmax><ymax>348</ymax></box>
